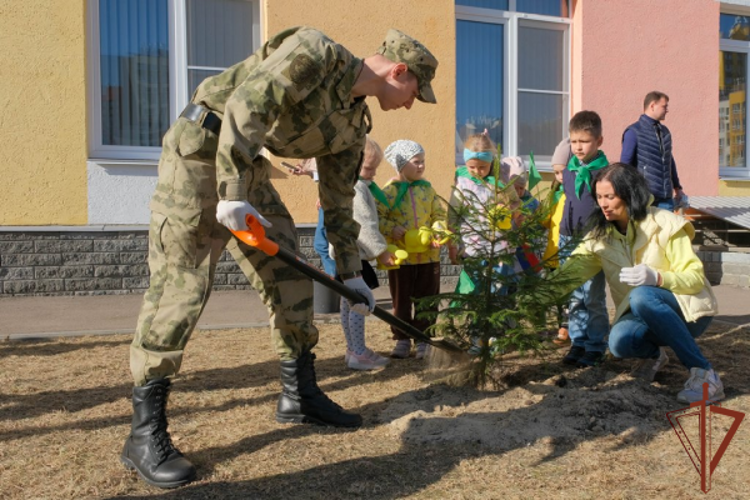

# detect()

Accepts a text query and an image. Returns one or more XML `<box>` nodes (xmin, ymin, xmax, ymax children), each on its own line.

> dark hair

<box><xmin>568</xmin><ymin>110</ymin><xmax>602</xmax><ymax>139</ymax></box>
<box><xmin>588</xmin><ymin>163</ymin><xmax>651</xmax><ymax>239</ymax></box>
<box><xmin>643</xmin><ymin>91</ymin><xmax>669</xmax><ymax>111</ymax></box>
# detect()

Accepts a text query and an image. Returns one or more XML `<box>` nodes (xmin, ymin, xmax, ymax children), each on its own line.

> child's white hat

<box><xmin>502</xmin><ymin>156</ymin><xmax>527</xmax><ymax>187</ymax></box>
<box><xmin>384</xmin><ymin>140</ymin><xmax>425</xmax><ymax>172</ymax></box>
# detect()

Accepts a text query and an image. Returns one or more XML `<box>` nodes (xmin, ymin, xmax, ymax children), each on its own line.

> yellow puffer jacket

<box><xmin>562</xmin><ymin>207</ymin><xmax>718</xmax><ymax>323</ymax></box>
<box><xmin>377</xmin><ymin>180</ymin><xmax>446</xmax><ymax>264</ymax></box>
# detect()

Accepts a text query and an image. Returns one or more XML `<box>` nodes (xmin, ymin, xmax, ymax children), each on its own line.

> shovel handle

<box><xmin>230</xmin><ymin>214</ymin><xmax>279</xmax><ymax>256</ymax></box>
<box><xmin>229</xmin><ymin>215</ymin><xmax>463</xmax><ymax>353</ymax></box>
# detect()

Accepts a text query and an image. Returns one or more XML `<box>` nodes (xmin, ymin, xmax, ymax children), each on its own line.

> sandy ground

<box><xmin>1</xmin><ymin>321</ymin><xmax>748</xmax><ymax>499</ymax></box>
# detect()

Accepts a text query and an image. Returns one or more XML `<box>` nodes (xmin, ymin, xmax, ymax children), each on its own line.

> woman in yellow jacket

<box><xmin>546</xmin><ymin>163</ymin><xmax>722</xmax><ymax>404</ymax></box>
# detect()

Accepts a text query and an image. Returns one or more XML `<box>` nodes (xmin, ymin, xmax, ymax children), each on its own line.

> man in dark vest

<box><xmin>621</xmin><ymin>91</ymin><xmax>685</xmax><ymax>210</ymax></box>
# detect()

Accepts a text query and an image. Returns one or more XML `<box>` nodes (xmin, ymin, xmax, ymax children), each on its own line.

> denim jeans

<box><xmin>559</xmin><ymin>234</ymin><xmax>609</xmax><ymax>353</ymax></box>
<box><xmin>651</xmin><ymin>197</ymin><xmax>675</xmax><ymax>211</ymax></box>
<box><xmin>314</xmin><ymin>207</ymin><xmax>336</xmax><ymax>277</ymax></box>
<box><xmin>609</xmin><ymin>286</ymin><xmax>712</xmax><ymax>370</ymax></box>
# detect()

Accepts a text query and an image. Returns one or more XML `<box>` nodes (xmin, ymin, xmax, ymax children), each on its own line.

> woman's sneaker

<box><xmin>348</xmin><ymin>349</ymin><xmax>390</xmax><ymax>370</ymax></box>
<box><xmin>415</xmin><ymin>342</ymin><xmax>428</xmax><ymax>360</ymax></box>
<box><xmin>391</xmin><ymin>339</ymin><xmax>412</xmax><ymax>359</ymax></box>
<box><xmin>677</xmin><ymin>368</ymin><xmax>725</xmax><ymax>404</ymax></box>
<box><xmin>631</xmin><ymin>348</ymin><xmax>669</xmax><ymax>382</ymax></box>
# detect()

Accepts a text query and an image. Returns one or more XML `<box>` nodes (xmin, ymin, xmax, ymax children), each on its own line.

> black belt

<box><xmin>180</xmin><ymin>102</ymin><xmax>222</xmax><ymax>136</ymax></box>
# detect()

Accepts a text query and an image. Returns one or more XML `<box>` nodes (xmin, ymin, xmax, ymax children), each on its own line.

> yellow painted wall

<box><xmin>0</xmin><ymin>0</ymin><xmax>88</xmax><ymax>225</ymax></box>
<box><xmin>263</xmin><ymin>0</ymin><xmax>456</xmax><ymax>223</ymax></box>
<box><xmin>3</xmin><ymin>1</ymin><xmax>748</xmax><ymax>227</ymax></box>
<box><xmin>719</xmin><ymin>180</ymin><xmax>750</xmax><ymax>196</ymax></box>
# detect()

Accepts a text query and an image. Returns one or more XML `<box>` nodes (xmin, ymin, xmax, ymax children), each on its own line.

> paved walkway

<box><xmin>0</xmin><ymin>286</ymin><xmax>396</xmax><ymax>339</ymax></box>
<box><xmin>1</xmin><ymin>284</ymin><xmax>748</xmax><ymax>340</ymax></box>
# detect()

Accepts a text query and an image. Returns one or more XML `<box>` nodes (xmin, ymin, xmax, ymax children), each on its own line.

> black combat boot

<box><xmin>276</xmin><ymin>350</ymin><xmax>362</xmax><ymax>427</ymax></box>
<box><xmin>120</xmin><ymin>378</ymin><xmax>196</xmax><ymax>488</ymax></box>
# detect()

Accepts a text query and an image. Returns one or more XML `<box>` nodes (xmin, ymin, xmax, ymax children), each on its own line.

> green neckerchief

<box><xmin>552</xmin><ymin>184</ymin><xmax>564</xmax><ymax>204</ymax></box>
<box><xmin>360</xmin><ymin>177</ymin><xmax>389</xmax><ymax>208</ymax></box>
<box><xmin>391</xmin><ymin>179</ymin><xmax>431</xmax><ymax>209</ymax></box>
<box><xmin>567</xmin><ymin>151</ymin><xmax>609</xmax><ymax>199</ymax></box>
<box><xmin>455</xmin><ymin>165</ymin><xmax>500</xmax><ymax>187</ymax></box>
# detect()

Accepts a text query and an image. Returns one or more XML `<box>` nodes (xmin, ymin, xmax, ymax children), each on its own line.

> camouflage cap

<box><xmin>376</xmin><ymin>28</ymin><xmax>438</xmax><ymax>104</ymax></box>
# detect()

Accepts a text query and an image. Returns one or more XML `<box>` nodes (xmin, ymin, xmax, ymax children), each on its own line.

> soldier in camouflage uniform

<box><xmin>120</xmin><ymin>26</ymin><xmax>438</xmax><ymax>488</ymax></box>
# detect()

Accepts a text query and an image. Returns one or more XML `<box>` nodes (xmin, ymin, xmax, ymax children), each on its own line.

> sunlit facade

<box><xmin>1</xmin><ymin>0</ymin><xmax>749</xmax><ymax>228</ymax></box>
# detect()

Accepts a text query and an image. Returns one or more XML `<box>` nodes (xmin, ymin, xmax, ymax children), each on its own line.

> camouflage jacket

<box><xmin>161</xmin><ymin>26</ymin><xmax>371</xmax><ymax>274</ymax></box>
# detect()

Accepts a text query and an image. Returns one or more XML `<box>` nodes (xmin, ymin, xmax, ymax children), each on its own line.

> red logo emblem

<box><xmin>666</xmin><ymin>382</ymin><xmax>745</xmax><ymax>493</ymax></box>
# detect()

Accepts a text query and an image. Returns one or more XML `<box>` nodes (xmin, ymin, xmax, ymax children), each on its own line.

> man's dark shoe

<box><xmin>576</xmin><ymin>351</ymin><xmax>605</xmax><ymax>368</ymax></box>
<box><xmin>562</xmin><ymin>345</ymin><xmax>586</xmax><ymax>365</ymax></box>
<box><xmin>121</xmin><ymin>378</ymin><xmax>196</xmax><ymax>488</ymax></box>
<box><xmin>277</xmin><ymin>350</ymin><xmax>362</xmax><ymax>428</ymax></box>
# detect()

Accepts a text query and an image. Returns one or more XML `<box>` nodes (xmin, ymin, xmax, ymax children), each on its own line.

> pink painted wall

<box><xmin>571</xmin><ymin>0</ymin><xmax>720</xmax><ymax>195</ymax></box>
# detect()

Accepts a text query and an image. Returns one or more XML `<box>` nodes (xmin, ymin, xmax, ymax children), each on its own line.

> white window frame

<box><xmin>456</xmin><ymin>3</ymin><xmax>570</xmax><ymax>170</ymax></box>
<box><xmin>720</xmin><ymin>5</ymin><xmax>750</xmax><ymax>178</ymax></box>
<box><xmin>86</xmin><ymin>0</ymin><xmax>261</xmax><ymax>162</ymax></box>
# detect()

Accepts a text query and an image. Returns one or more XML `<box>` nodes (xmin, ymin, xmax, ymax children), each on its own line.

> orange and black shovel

<box><xmin>230</xmin><ymin>215</ymin><xmax>463</xmax><ymax>354</ymax></box>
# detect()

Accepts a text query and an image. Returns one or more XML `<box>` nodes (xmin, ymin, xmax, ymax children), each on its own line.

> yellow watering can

<box><xmin>404</xmin><ymin>223</ymin><xmax>452</xmax><ymax>253</ymax></box>
<box><xmin>404</xmin><ymin>227</ymin><xmax>431</xmax><ymax>253</ymax></box>
<box><xmin>431</xmin><ymin>221</ymin><xmax>453</xmax><ymax>245</ymax></box>
<box><xmin>377</xmin><ymin>244</ymin><xmax>409</xmax><ymax>270</ymax></box>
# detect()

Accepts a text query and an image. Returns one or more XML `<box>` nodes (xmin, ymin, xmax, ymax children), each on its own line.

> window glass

<box><xmin>456</xmin><ymin>2</ymin><xmax>569</xmax><ymax>161</ymax></box>
<box><xmin>518</xmin><ymin>92</ymin><xmax>564</xmax><ymax>158</ymax></box>
<box><xmin>720</xmin><ymin>13</ymin><xmax>750</xmax><ymax>41</ymax></box>
<box><xmin>518</xmin><ymin>25</ymin><xmax>564</xmax><ymax>91</ymax></box>
<box><xmin>187</xmin><ymin>0</ymin><xmax>257</xmax><ymax>68</ymax></box>
<box><xmin>456</xmin><ymin>20</ymin><xmax>504</xmax><ymax>160</ymax></box>
<box><xmin>456</xmin><ymin>0</ymin><xmax>509</xmax><ymax>10</ymax></box>
<box><xmin>516</xmin><ymin>0</ymin><xmax>568</xmax><ymax>17</ymax></box>
<box><xmin>720</xmin><ymin>50</ymin><xmax>747</xmax><ymax>168</ymax></box>
<box><xmin>99</xmin><ymin>0</ymin><xmax>169</xmax><ymax>147</ymax></box>
<box><xmin>455</xmin><ymin>0</ymin><xmax>567</xmax><ymax>15</ymax></box>
<box><xmin>188</xmin><ymin>69</ymin><xmax>222</xmax><ymax>99</ymax></box>
<box><xmin>93</xmin><ymin>0</ymin><xmax>260</xmax><ymax>157</ymax></box>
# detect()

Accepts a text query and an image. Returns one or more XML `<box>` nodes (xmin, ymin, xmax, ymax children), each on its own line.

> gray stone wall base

<box><xmin>694</xmin><ymin>246</ymin><xmax>750</xmax><ymax>289</ymax></box>
<box><xmin>0</xmin><ymin>229</ymin><xmax>459</xmax><ymax>296</ymax></box>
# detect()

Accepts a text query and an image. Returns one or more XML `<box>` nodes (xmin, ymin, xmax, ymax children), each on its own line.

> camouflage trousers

<box><xmin>130</xmin><ymin>159</ymin><xmax>318</xmax><ymax>386</ymax></box>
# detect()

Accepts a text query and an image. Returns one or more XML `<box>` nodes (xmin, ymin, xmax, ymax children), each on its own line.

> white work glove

<box><xmin>216</xmin><ymin>200</ymin><xmax>271</xmax><ymax>231</ymax></box>
<box><xmin>619</xmin><ymin>263</ymin><xmax>660</xmax><ymax>287</ymax></box>
<box><xmin>343</xmin><ymin>276</ymin><xmax>375</xmax><ymax>316</ymax></box>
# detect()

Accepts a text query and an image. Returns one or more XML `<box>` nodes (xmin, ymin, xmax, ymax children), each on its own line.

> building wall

<box><xmin>1</xmin><ymin>0</ymin><xmax>746</xmax><ymax>229</ymax></box>
<box><xmin>263</xmin><ymin>0</ymin><xmax>456</xmax><ymax>223</ymax></box>
<box><xmin>0</xmin><ymin>0</ymin><xmax>89</xmax><ymax>225</ymax></box>
<box><xmin>573</xmin><ymin>0</ymin><xmax>721</xmax><ymax>196</ymax></box>
<box><xmin>719</xmin><ymin>180</ymin><xmax>750</xmax><ymax>195</ymax></box>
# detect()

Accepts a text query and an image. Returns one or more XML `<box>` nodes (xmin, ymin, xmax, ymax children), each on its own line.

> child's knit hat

<box><xmin>384</xmin><ymin>140</ymin><xmax>425</xmax><ymax>172</ymax></box>
<box><xmin>551</xmin><ymin>138</ymin><xmax>572</xmax><ymax>166</ymax></box>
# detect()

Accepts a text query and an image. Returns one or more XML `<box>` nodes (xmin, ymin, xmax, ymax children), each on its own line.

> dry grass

<box><xmin>1</xmin><ymin>321</ymin><xmax>749</xmax><ymax>499</ymax></box>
